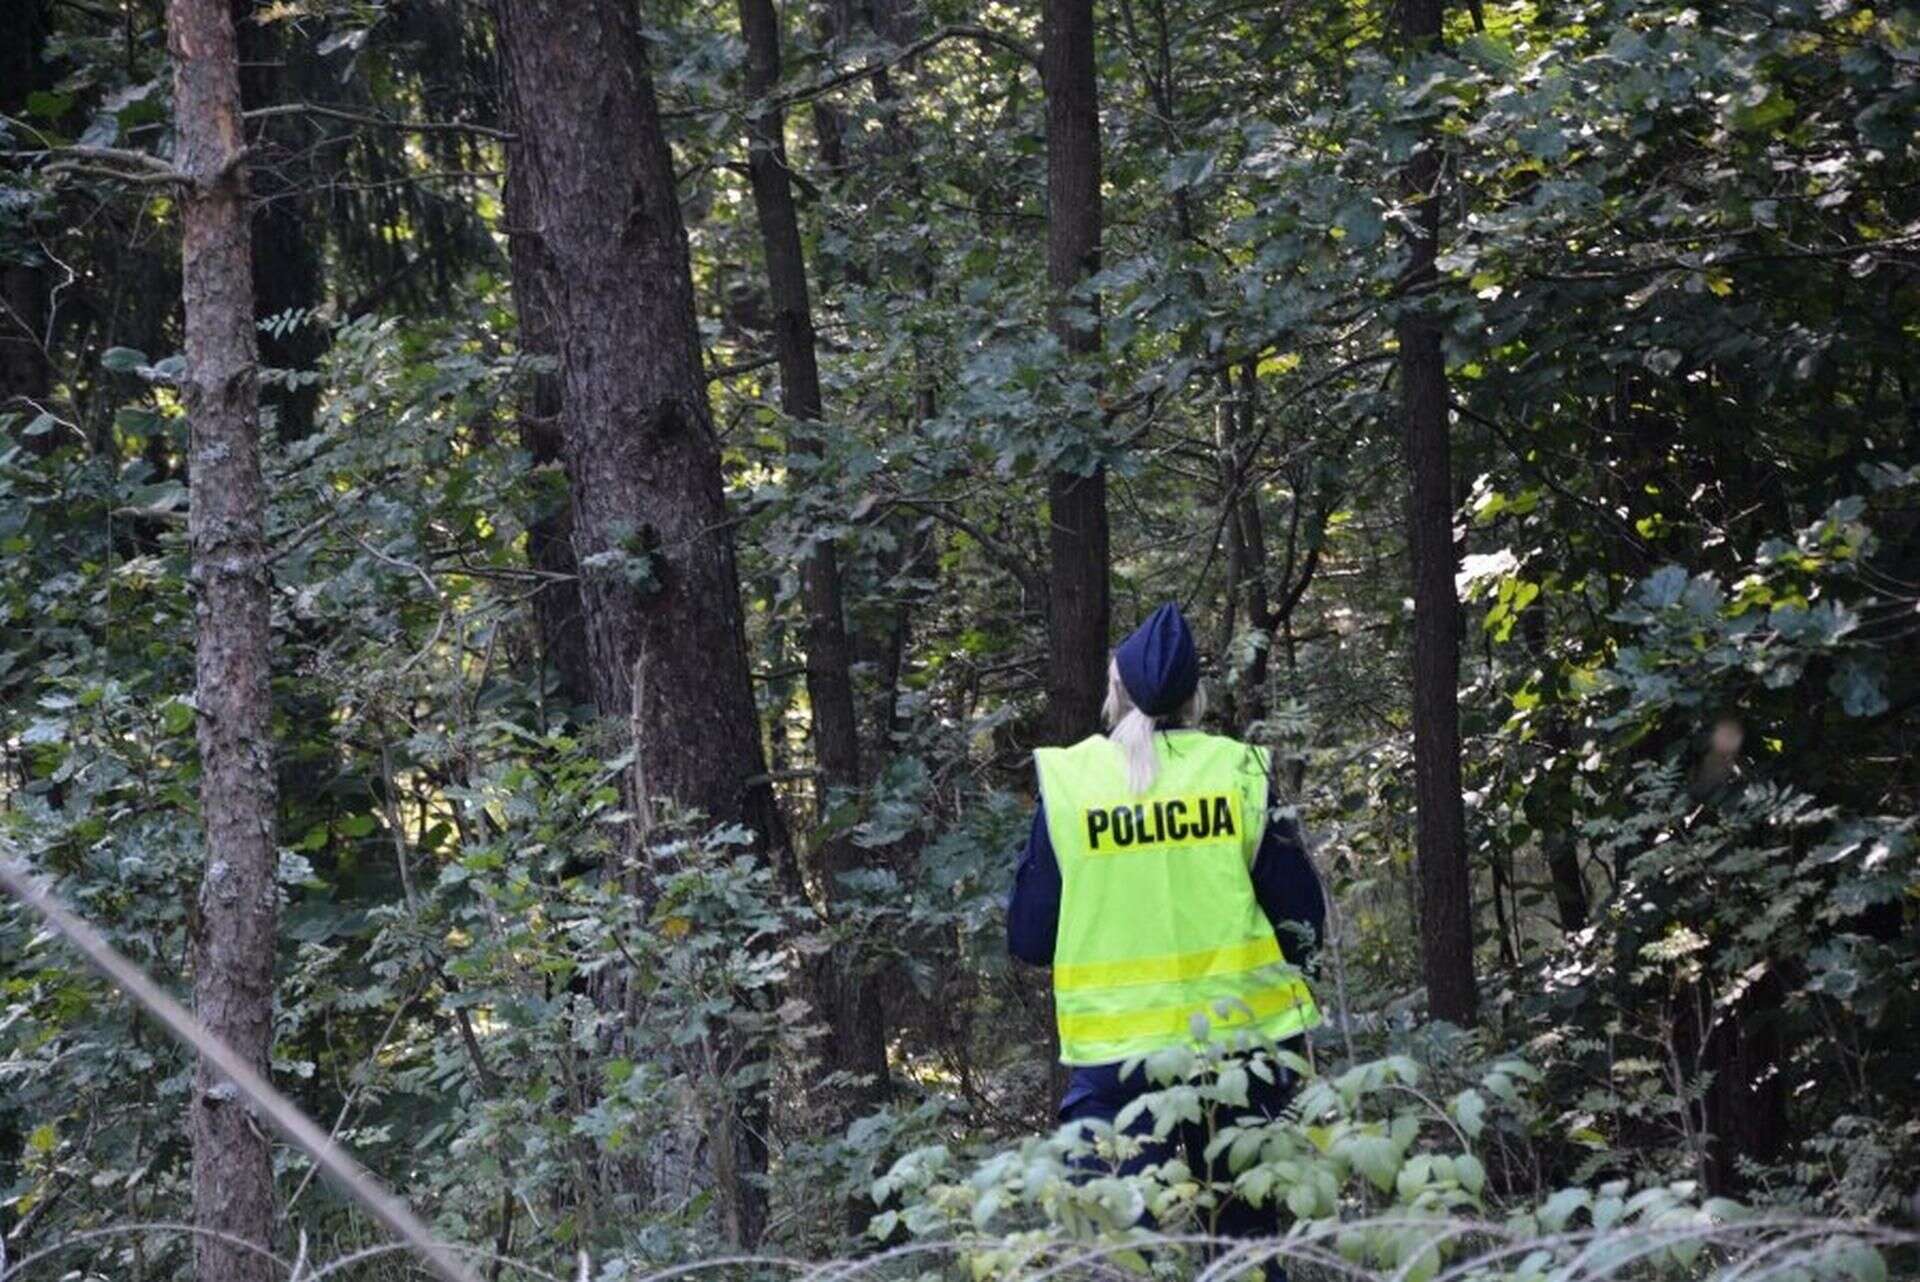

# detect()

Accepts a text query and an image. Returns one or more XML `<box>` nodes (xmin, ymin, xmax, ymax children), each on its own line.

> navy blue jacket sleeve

<box><xmin>1250</xmin><ymin>814</ymin><xmax>1326</xmax><ymax>969</ymax></box>
<box><xmin>1006</xmin><ymin>804</ymin><xmax>1061</xmax><ymax>966</ymax></box>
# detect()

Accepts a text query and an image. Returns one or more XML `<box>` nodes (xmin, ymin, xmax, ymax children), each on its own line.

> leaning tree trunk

<box><xmin>1042</xmin><ymin>0</ymin><xmax>1110</xmax><ymax>747</ymax></box>
<box><xmin>1395</xmin><ymin>0</ymin><xmax>1478</xmax><ymax>1026</ymax></box>
<box><xmin>170</xmin><ymin>1</ymin><xmax>280</xmax><ymax>1279</ymax></box>
<box><xmin>736</xmin><ymin>0</ymin><xmax>889</xmax><ymax>1121</ymax></box>
<box><xmin>491</xmin><ymin>0</ymin><xmax>786</xmax><ymax>1247</ymax></box>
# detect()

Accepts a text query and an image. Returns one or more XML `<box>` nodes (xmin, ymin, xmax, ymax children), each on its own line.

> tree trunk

<box><xmin>1396</xmin><ymin>0</ymin><xmax>1477</xmax><ymax>1026</ymax></box>
<box><xmin>500</xmin><ymin>158</ymin><xmax>592</xmax><ymax>717</ymax></box>
<box><xmin>1521</xmin><ymin>606</ymin><xmax>1589</xmax><ymax>932</ymax></box>
<box><xmin>736</xmin><ymin>0</ymin><xmax>888</xmax><ymax>1119</ymax></box>
<box><xmin>1</xmin><ymin>0</ymin><xmax>53</xmax><ymax>452</ymax></box>
<box><xmin>491</xmin><ymin>0</ymin><xmax>782</xmax><ymax>853</ymax></box>
<box><xmin>1042</xmin><ymin>0</ymin><xmax>1110</xmax><ymax>746</ymax></box>
<box><xmin>232</xmin><ymin>0</ymin><xmax>326</xmax><ymax>441</ymax></box>
<box><xmin>0</xmin><ymin>2</ymin><xmax>52</xmax><ymax>1228</ymax></box>
<box><xmin>170</xmin><ymin>1</ymin><xmax>280</xmax><ymax>1278</ymax></box>
<box><xmin>491</xmin><ymin>0</ymin><xmax>786</xmax><ymax>1246</ymax></box>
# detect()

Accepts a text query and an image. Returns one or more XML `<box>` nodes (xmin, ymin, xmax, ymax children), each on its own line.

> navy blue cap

<box><xmin>1114</xmin><ymin>603</ymin><xmax>1199</xmax><ymax>717</ymax></box>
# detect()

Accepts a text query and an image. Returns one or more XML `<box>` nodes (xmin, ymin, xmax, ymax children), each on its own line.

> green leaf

<box><xmin>1285</xmin><ymin>1179</ymin><xmax>1318</xmax><ymax>1219</ymax></box>
<box><xmin>1453</xmin><ymin>1089</ymin><xmax>1486</xmax><ymax>1140</ymax></box>
<box><xmin>1163</xmin><ymin>150</ymin><xmax>1217</xmax><ymax>193</ymax></box>
<box><xmin>1830</xmin><ymin>659</ymin><xmax>1888</xmax><ymax>718</ymax></box>
<box><xmin>1335</xmin><ymin>198</ymin><xmax>1385</xmax><ymax>248</ymax></box>
<box><xmin>26</xmin><ymin>90</ymin><xmax>72</xmax><ymax>120</ymax></box>
<box><xmin>1538</xmin><ymin>1187</ymin><xmax>1589</xmax><ymax>1232</ymax></box>
<box><xmin>1636</xmin><ymin>565</ymin><xmax>1688</xmax><ymax>609</ymax></box>
<box><xmin>1732</xmin><ymin>89</ymin><xmax>1795</xmax><ymax>133</ymax></box>
<box><xmin>159</xmin><ymin>698</ymin><xmax>195</xmax><ymax>734</ymax></box>
<box><xmin>1348</xmin><ymin>1135</ymin><xmax>1401</xmax><ymax>1193</ymax></box>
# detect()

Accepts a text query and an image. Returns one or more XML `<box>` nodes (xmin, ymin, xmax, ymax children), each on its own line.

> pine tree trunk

<box><xmin>170</xmin><ymin>1</ymin><xmax>279</xmax><ymax>1277</ymax></box>
<box><xmin>1396</xmin><ymin>0</ymin><xmax>1478</xmax><ymax>1026</ymax></box>
<box><xmin>491</xmin><ymin>0</ymin><xmax>782</xmax><ymax>854</ymax></box>
<box><xmin>1042</xmin><ymin>0</ymin><xmax>1110</xmax><ymax>746</ymax></box>
<box><xmin>491</xmin><ymin>0</ymin><xmax>786</xmax><ymax>1246</ymax></box>
<box><xmin>500</xmin><ymin>157</ymin><xmax>592</xmax><ymax>715</ymax></box>
<box><xmin>736</xmin><ymin>0</ymin><xmax>888</xmax><ymax>1120</ymax></box>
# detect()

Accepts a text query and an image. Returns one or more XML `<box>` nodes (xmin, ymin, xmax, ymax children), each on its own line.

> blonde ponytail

<box><xmin>1103</xmin><ymin>658</ymin><xmax>1209</xmax><ymax>794</ymax></box>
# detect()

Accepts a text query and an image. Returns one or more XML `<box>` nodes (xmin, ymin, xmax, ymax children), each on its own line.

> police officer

<box><xmin>1008</xmin><ymin>602</ymin><xmax>1326</xmax><ymax>1258</ymax></box>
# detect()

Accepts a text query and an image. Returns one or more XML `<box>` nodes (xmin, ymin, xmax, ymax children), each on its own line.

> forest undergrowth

<box><xmin>3</xmin><ymin>0</ymin><xmax>1918</xmax><ymax>1279</ymax></box>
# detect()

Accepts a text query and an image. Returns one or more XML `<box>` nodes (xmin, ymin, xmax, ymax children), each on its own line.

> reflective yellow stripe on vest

<box><xmin>1035</xmin><ymin>731</ymin><xmax>1322</xmax><ymax>1066</ymax></box>
<box><xmin>1053</xmin><ymin>934</ymin><xmax>1282</xmax><ymax>992</ymax></box>
<box><xmin>1057</xmin><ymin>970</ymin><xmax>1319</xmax><ymax>1046</ymax></box>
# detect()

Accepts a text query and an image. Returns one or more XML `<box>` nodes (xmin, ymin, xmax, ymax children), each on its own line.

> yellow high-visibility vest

<box><xmin>1035</xmin><ymin>730</ymin><xmax>1321</xmax><ymax>1065</ymax></box>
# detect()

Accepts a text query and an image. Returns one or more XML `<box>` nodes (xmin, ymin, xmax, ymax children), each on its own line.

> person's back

<box><xmin>1009</xmin><ymin>602</ymin><xmax>1327</xmax><ymax>1280</ymax></box>
<box><xmin>1035</xmin><ymin>728</ymin><xmax>1319</xmax><ymax>1064</ymax></box>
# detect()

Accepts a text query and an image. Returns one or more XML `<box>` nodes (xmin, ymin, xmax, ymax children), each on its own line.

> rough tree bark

<box><xmin>1395</xmin><ymin>0</ymin><xmax>1478</xmax><ymax>1025</ymax></box>
<box><xmin>500</xmin><ymin>158</ymin><xmax>591</xmax><ymax>716</ymax></box>
<box><xmin>736</xmin><ymin>0</ymin><xmax>889</xmax><ymax>1119</ymax></box>
<box><xmin>169</xmin><ymin>1</ymin><xmax>280</xmax><ymax>1278</ymax></box>
<box><xmin>1042</xmin><ymin>0</ymin><xmax>1110</xmax><ymax>746</ymax></box>
<box><xmin>490</xmin><ymin>0</ymin><xmax>782</xmax><ymax>851</ymax></box>
<box><xmin>491</xmin><ymin>0</ymin><xmax>786</xmax><ymax>1246</ymax></box>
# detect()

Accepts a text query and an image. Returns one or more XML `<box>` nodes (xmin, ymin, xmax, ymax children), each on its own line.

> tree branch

<box><xmin>664</xmin><ymin>24</ymin><xmax>1038</xmax><ymax>122</ymax></box>
<box><xmin>244</xmin><ymin>101</ymin><xmax>515</xmax><ymax>142</ymax></box>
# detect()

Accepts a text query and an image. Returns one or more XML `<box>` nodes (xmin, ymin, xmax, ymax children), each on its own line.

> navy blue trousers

<box><xmin>1061</xmin><ymin>1050</ymin><xmax>1300</xmax><ymax>1280</ymax></box>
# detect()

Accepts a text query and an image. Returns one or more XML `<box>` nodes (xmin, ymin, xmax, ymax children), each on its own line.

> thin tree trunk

<box><xmin>491</xmin><ymin>0</ymin><xmax>786</xmax><ymax>1246</ymax></box>
<box><xmin>1521</xmin><ymin>606</ymin><xmax>1589</xmax><ymax>931</ymax></box>
<box><xmin>1396</xmin><ymin>0</ymin><xmax>1477</xmax><ymax>1026</ymax></box>
<box><xmin>736</xmin><ymin>0</ymin><xmax>887</xmax><ymax>1118</ymax></box>
<box><xmin>1213</xmin><ymin>370</ymin><xmax>1251</xmax><ymax>730</ymax></box>
<box><xmin>1042</xmin><ymin>0</ymin><xmax>1110</xmax><ymax>746</ymax></box>
<box><xmin>1231</xmin><ymin>366</ymin><xmax>1272</xmax><ymax>732</ymax></box>
<box><xmin>170</xmin><ymin>0</ymin><xmax>279</xmax><ymax>1277</ymax></box>
<box><xmin>0</xmin><ymin>0</ymin><xmax>52</xmax><ymax>1222</ymax></box>
<box><xmin>233</xmin><ymin>0</ymin><xmax>325</xmax><ymax>441</ymax></box>
<box><xmin>842</xmin><ymin>2</ymin><xmax>941</xmax><ymax>766</ymax></box>
<box><xmin>1</xmin><ymin>0</ymin><xmax>53</xmax><ymax>453</ymax></box>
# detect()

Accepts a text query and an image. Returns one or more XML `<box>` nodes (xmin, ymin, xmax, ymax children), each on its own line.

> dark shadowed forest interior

<box><xmin>1</xmin><ymin>0</ymin><xmax>1918</xmax><ymax>1279</ymax></box>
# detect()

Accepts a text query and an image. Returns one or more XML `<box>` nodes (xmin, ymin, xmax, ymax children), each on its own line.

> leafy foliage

<box><xmin>2</xmin><ymin>0</ymin><xmax>1917</xmax><ymax>1276</ymax></box>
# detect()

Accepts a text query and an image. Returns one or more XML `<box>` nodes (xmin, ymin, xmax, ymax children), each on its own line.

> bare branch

<box><xmin>664</xmin><ymin>24</ymin><xmax>1039</xmax><ymax>121</ymax></box>
<box><xmin>244</xmin><ymin>101</ymin><xmax>515</xmax><ymax>143</ymax></box>
<box><xmin>0</xmin><ymin>857</ymin><xmax>483</xmax><ymax>1282</ymax></box>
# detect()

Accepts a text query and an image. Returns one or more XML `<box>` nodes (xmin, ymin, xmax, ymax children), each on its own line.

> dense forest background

<box><xmin>1</xmin><ymin>0</ymin><xmax>1918</xmax><ymax>1278</ymax></box>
